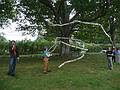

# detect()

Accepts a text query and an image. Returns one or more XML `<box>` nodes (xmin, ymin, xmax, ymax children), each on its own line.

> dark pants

<box><xmin>112</xmin><ymin>56</ymin><xmax>116</xmax><ymax>63</ymax></box>
<box><xmin>8</xmin><ymin>57</ymin><xmax>17</xmax><ymax>75</ymax></box>
<box><xmin>107</xmin><ymin>57</ymin><xmax>113</xmax><ymax>70</ymax></box>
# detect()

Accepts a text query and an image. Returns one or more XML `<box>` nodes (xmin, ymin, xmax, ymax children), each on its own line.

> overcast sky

<box><xmin>0</xmin><ymin>23</ymin><xmax>37</xmax><ymax>41</ymax></box>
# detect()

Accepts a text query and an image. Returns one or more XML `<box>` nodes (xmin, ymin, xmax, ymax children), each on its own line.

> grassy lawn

<box><xmin>0</xmin><ymin>54</ymin><xmax>120</xmax><ymax>90</ymax></box>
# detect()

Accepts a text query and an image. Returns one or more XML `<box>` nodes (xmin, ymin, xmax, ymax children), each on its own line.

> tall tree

<box><xmin>16</xmin><ymin>0</ymin><xmax>119</xmax><ymax>56</ymax></box>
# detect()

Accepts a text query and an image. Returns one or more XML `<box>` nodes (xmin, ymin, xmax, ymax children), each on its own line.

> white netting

<box><xmin>48</xmin><ymin>37</ymin><xmax>88</xmax><ymax>68</ymax></box>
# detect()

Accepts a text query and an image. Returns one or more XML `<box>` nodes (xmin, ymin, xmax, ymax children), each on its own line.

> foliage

<box><xmin>72</xmin><ymin>0</ymin><xmax>120</xmax><ymax>44</ymax></box>
<box><xmin>0</xmin><ymin>0</ymin><xmax>16</xmax><ymax>27</ymax></box>
<box><xmin>73</xmin><ymin>25</ymin><xmax>110</xmax><ymax>44</ymax></box>
<box><xmin>16</xmin><ymin>0</ymin><xmax>113</xmax><ymax>36</ymax></box>
<box><xmin>16</xmin><ymin>39</ymin><xmax>53</xmax><ymax>55</ymax></box>
<box><xmin>0</xmin><ymin>33</ymin><xmax>8</xmax><ymax>55</ymax></box>
<box><xmin>0</xmin><ymin>38</ymin><xmax>53</xmax><ymax>55</ymax></box>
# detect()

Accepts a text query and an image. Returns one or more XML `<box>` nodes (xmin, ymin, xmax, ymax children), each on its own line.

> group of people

<box><xmin>8</xmin><ymin>40</ymin><xmax>50</xmax><ymax>76</ymax></box>
<box><xmin>7</xmin><ymin>40</ymin><xmax>120</xmax><ymax>76</ymax></box>
<box><xmin>106</xmin><ymin>47</ymin><xmax>120</xmax><ymax>70</ymax></box>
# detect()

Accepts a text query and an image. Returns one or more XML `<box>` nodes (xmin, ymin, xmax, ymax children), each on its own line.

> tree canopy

<box><xmin>14</xmin><ymin>0</ymin><xmax>119</xmax><ymax>37</ymax></box>
<box><xmin>0</xmin><ymin>0</ymin><xmax>120</xmax><ymax>37</ymax></box>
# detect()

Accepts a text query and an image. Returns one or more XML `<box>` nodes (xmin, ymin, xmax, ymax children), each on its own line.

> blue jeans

<box><xmin>8</xmin><ymin>57</ymin><xmax>17</xmax><ymax>75</ymax></box>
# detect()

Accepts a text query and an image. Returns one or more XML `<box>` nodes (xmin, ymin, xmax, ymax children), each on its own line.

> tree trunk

<box><xmin>109</xmin><ymin>16</ymin><xmax>116</xmax><ymax>47</ymax></box>
<box><xmin>59</xmin><ymin>26</ymin><xmax>71</xmax><ymax>57</ymax></box>
<box><xmin>55</xmin><ymin>1</ymin><xmax>73</xmax><ymax>57</ymax></box>
<box><xmin>60</xmin><ymin>38</ymin><xmax>70</xmax><ymax>56</ymax></box>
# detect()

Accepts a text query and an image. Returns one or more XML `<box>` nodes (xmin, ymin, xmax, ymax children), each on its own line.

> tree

<box><xmin>16</xmin><ymin>0</ymin><xmax>119</xmax><ymax>56</ymax></box>
<box><xmin>0</xmin><ymin>0</ymin><xmax>16</xmax><ymax>27</ymax></box>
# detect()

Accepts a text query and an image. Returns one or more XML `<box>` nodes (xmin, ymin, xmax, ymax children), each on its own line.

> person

<box><xmin>42</xmin><ymin>47</ymin><xmax>51</xmax><ymax>74</ymax></box>
<box><xmin>112</xmin><ymin>47</ymin><xmax>116</xmax><ymax>63</ymax></box>
<box><xmin>115</xmin><ymin>48</ymin><xmax>120</xmax><ymax>64</ymax></box>
<box><xmin>8</xmin><ymin>40</ymin><xmax>19</xmax><ymax>76</ymax></box>
<box><xmin>106</xmin><ymin>47</ymin><xmax>113</xmax><ymax>70</ymax></box>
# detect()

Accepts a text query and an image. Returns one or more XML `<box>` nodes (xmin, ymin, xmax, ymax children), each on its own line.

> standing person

<box><xmin>43</xmin><ymin>47</ymin><xmax>51</xmax><ymax>74</ymax></box>
<box><xmin>116</xmin><ymin>48</ymin><xmax>120</xmax><ymax>64</ymax></box>
<box><xmin>106</xmin><ymin>47</ymin><xmax>113</xmax><ymax>70</ymax></box>
<box><xmin>112</xmin><ymin>47</ymin><xmax>116</xmax><ymax>63</ymax></box>
<box><xmin>8</xmin><ymin>40</ymin><xmax>19</xmax><ymax>76</ymax></box>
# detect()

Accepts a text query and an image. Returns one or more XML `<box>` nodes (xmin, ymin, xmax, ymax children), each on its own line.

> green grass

<box><xmin>0</xmin><ymin>54</ymin><xmax>120</xmax><ymax>90</ymax></box>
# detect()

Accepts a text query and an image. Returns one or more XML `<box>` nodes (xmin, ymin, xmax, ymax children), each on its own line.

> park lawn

<box><xmin>0</xmin><ymin>54</ymin><xmax>120</xmax><ymax>90</ymax></box>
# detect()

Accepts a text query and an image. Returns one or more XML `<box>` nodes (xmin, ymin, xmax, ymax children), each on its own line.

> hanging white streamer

<box><xmin>58</xmin><ymin>54</ymin><xmax>85</xmax><ymax>68</ymax></box>
<box><xmin>47</xmin><ymin>36</ymin><xmax>88</xmax><ymax>68</ymax></box>
<box><xmin>58</xmin><ymin>41</ymin><xmax>87</xmax><ymax>68</ymax></box>
<box><xmin>47</xmin><ymin>20</ymin><xmax>113</xmax><ymax>43</ymax></box>
<box><xmin>47</xmin><ymin>20</ymin><xmax>113</xmax><ymax>68</ymax></box>
<box><xmin>60</xmin><ymin>41</ymin><xmax>88</xmax><ymax>51</ymax></box>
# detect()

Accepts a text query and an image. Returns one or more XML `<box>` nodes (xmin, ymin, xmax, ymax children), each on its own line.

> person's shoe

<box><xmin>109</xmin><ymin>67</ymin><xmax>113</xmax><ymax>70</ymax></box>
<box><xmin>43</xmin><ymin>71</ymin><xmax>48</xmax><ymax>74</ymax></box>
<box><xmin>11</xmin><ymin>74</ymin><xmax>15</xmax><ymax>76</ymax></box>
<box><xmin>7</xmin><ymin>73</ymin><xmax>15</xmax><ymax>76</ymax></box>
<box><xmin>47</xmin><ymin>70</ymin><xmax>51</xmax><ymax>72</ymax></box>
<box><xmin>7</xmin><ymin>72</ymin><xmax>11</xmax><ymax>75</ymax></box>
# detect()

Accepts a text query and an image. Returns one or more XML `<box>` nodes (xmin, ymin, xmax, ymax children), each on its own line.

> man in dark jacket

<box><xmin>106</xmin><ymin>47</ymin><xmax>113</xmax><ymax>70</ymax></box>
<box><xmin>8</xmin><ymin>40</ymin><xmax>19</xmax><ymax>76</ymax></box>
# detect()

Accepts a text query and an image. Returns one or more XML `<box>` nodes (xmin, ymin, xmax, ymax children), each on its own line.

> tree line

<box><xmin>0</xmin><ymin>36</ymin><xmax>52</xmax><ymax>55</ymax></box>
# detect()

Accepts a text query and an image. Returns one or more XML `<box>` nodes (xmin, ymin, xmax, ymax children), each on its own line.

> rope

<box><xmin>47</xmin><ymin>20</ymin><xmax>113</xmax><ymax>44</ymax></box>
<box><xmin>60</xmin><ymin>41</ymin><xmax>88</xmax><ymax>51</ymax></box>
<box><xmin>50</xmin><ymin>44</ymin><xmax>58</xmax><ymax>53</ymax></box>
<box><xmin>47</xmin><ymin>20</ymin><xmax>113</xmax><ymax>68</ymax></box>
<box><xmin>58</xmin><ymin>53</ymin><xmax>85</xmax><ymax>68</ymax></box>
<box><xmin>48</xmin><ymin>38</ymin><xmax>58</xmax><ymax>51</ymax></box>
<box><xmin>47</xmin><ymin>36</ymin><xmax>88</xmax><ymax>68</ymax></box>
